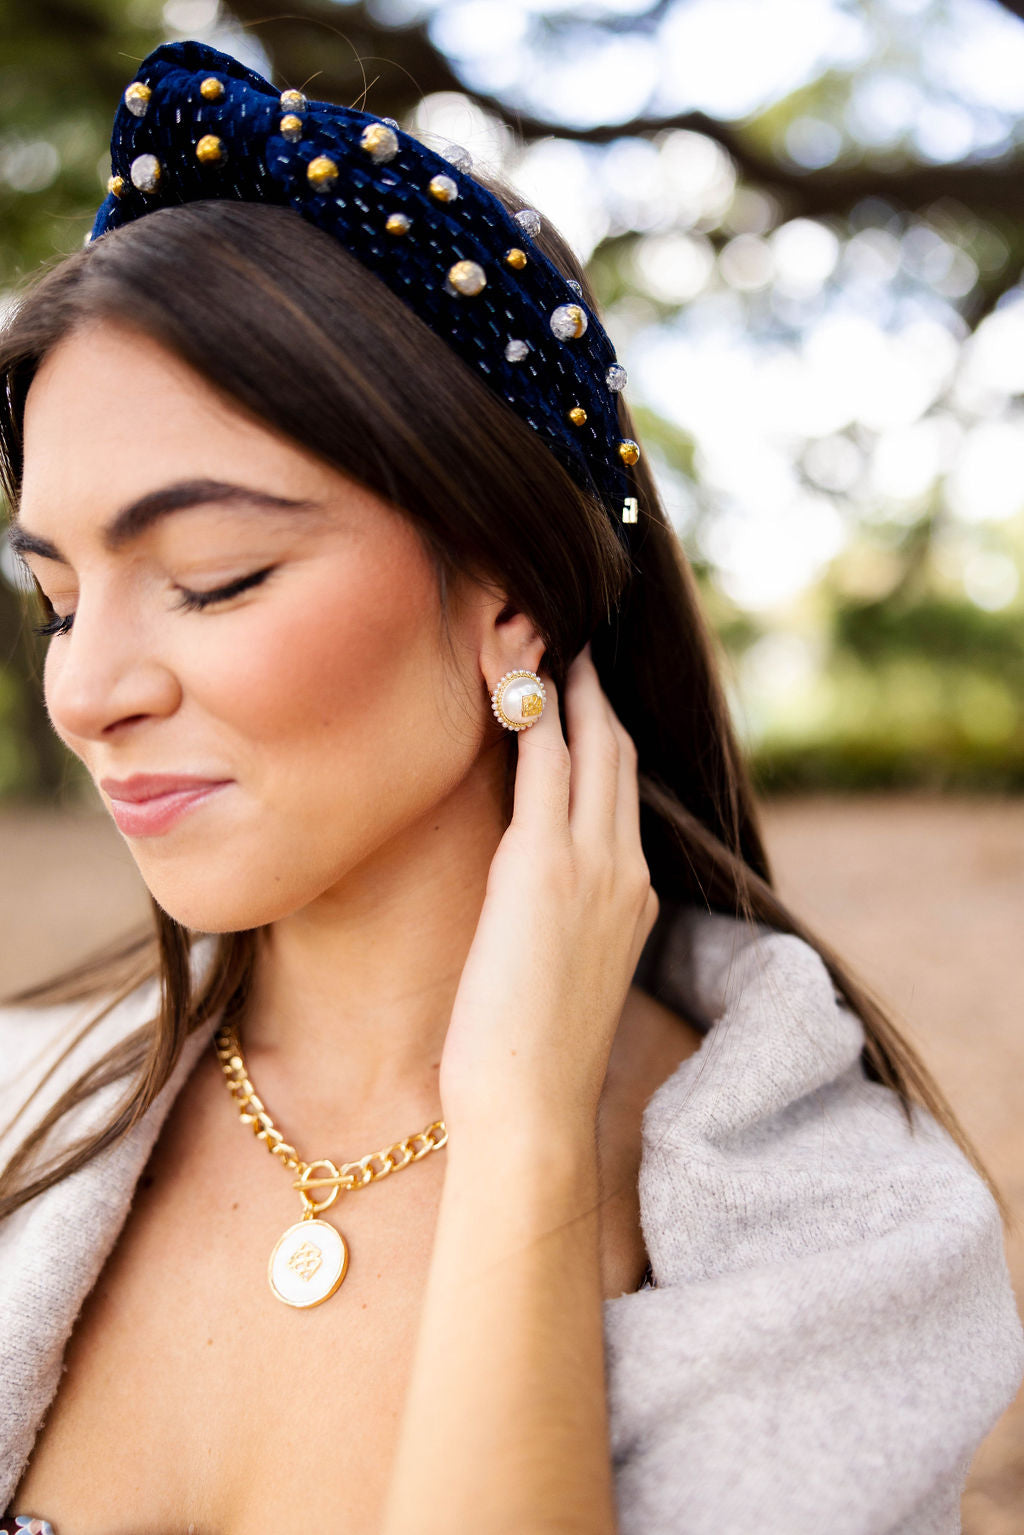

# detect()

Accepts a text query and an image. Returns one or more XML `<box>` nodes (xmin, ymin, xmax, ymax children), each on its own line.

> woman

<box><xmin>0</xmin><ymin>38</ymin><xmax>1021</xmax><ymax>1535</ymax></box>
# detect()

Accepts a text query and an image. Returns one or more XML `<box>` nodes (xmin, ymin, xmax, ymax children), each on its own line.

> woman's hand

<box><xmin>439</xmin><ymin>641</ymin><xmax>659</xmax><ymax>1140</ymax></box>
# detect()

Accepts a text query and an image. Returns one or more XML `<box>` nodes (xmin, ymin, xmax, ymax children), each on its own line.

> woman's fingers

<box><xmin>507</xmin><ymin>668</ymin><xmax>571</xmax><ymax>837</ymax></box>
<box><xmin>505</xmin><ymin>645</ymin><xmax>646</xmax><ymax>881</ymax></box>
<box><xmin>564</xmin><ymin>648</ymin><xmax>617</xmax><ymax>834</ymax></box>
<box><xmin>564</xmin><ymin>644</ymin><xmax>637</xmax><ymax>848</ymax></box>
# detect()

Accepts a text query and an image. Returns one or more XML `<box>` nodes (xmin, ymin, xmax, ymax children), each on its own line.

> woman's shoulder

<box><xmin>639</xmin><ymin>905</ymin><xmax>1009</xmax><ymax>1268</ymax></box>
<box><xmin>608</xmin><ymin>907</ymin><xmax>1024</xmax><ymax>1533</ymax></box>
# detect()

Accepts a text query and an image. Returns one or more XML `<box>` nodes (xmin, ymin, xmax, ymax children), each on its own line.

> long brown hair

<box><xmin>0</xmin><ymin>188</ymin><xmax>1008</xmax><ymax>1225</ymax></box>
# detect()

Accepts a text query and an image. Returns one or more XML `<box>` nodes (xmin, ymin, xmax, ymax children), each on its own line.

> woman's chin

<box><xmin>139</xmin><ymin>872</ymin><xmax>314</xmax><ymax>934</ymax></box>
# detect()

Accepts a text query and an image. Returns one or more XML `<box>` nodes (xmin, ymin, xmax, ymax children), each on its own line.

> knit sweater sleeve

<box><xmin>603</xmin><ymin>919</ymin><xmax>1024</xmax><ymax>1535</ymax></box>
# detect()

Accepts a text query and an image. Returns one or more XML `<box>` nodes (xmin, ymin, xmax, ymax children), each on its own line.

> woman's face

<box><xmin>14</xmin><ymin>320</ymin><xmax>518</xmax><ymax>931</ymax></box>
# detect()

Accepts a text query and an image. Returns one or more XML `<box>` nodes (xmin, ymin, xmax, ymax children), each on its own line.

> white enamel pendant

<box><xmin>268</xmin><ymin>1217</ymin><xmax>349</xmax><ymax>1308</ymax></box>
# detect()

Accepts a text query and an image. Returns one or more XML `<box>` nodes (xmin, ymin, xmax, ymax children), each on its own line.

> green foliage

<box><xmin>0</xmin><ymin>0</ymin><xmax>170</xmax><ymax>285</ymax></box>
<box><xmin>3</xmin><ymin>0</ymin><xmax>1024</xmax><ymax>798</ymax></box>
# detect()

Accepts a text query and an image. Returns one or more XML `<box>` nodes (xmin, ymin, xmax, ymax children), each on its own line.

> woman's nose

<box><xmin>43</xmin><ymin>594</ymin><xmax>182</xmax><ymax>745</ymax></box>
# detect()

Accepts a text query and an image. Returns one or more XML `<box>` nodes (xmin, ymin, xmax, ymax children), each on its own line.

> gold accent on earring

<box><xmin>490</xmin><ymin>669</ymin><xmax>547</xmax><ymax>732</ymax></box>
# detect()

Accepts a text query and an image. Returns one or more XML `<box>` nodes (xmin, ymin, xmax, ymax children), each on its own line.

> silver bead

<box><xmin>442</xmin><ymin>141</ymin><xmax>472</xmax><ymax>173</ymax></box>
<box><xmin>382</xmin><ymin>116</ymin><xmax>400</xmax><ymax>129</ymax></box>
<box><xmin>124</xmin><ymin>81</ymin><xmax>151</xmax><ymax>118</ymax></box>
<box><xmin>549</xmin><ymin>303</ymin><xmax>588</xmax><ymax>341</ymax></box>
<box><xmin>129</xmin><ymin>153</ymin><xmax>162</xmax><ymax>193</ymax></box>
<box><xmin>605</xmin><ymin>363</ymin><xmax>628</xmax><ymax>392</ymax></box>
<box><xmin>504</xmin><ymin>338</ymin><xmax>529</xmax><ymax>363</ymax></box>
<box><xmin>515</xmin><ymin>207</ymin><xmax>542</xmax><ymax>238</ymax></box>
<box><xmin>361</xmin><ymin>122</ymin><xmax>399</xmax><ymax>163</ymax></box>
<box><xmin>280</xmin><ymin>89</ymin><xmax>307</xmax><ymax>112</ymax></box>
<box><xmin>428</xmin><ymin>173</ymin><xmax>458</xmax><ymax>203</ymax></box>
<box><xmin>567</xmin><ymin>279</ymin><xmax>583</xmax><ymax>296</ymax></box>
<box><xmin>447</xmin><ymin>259</ymin><xmax>487</xmax><ymax>296</ymax></box>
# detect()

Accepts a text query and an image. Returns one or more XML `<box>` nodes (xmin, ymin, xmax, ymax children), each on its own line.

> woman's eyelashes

<box><xmin>32</xmin><ymin>565</ymin><xmax>279</xmax><ymax>638</ymax></box>
<box><xmin>172</xmin><ymin>564</ymin><xmax>277</xmax><ymax>612</ymax></box>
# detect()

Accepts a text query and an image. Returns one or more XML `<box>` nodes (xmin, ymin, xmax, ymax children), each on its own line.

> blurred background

<box><xmin>0</xmin><ymin>0</ymin><xmax>1022</xmax><ymax>1527</ymax></box>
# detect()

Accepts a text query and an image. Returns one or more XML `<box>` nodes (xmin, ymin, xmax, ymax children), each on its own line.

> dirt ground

<box><xmin>1</xmin><ymin>792</ymin><xmax>1022</xmax><ymax>1530</ymax></box>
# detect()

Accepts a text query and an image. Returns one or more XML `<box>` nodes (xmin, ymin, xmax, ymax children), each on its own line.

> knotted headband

<box><xmin>88</xmin><ymin>39</ymin><xmax>641</xmax><ymax>543</ymax></box>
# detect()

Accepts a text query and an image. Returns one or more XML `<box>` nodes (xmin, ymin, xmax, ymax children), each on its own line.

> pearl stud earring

<box><xmin>490</xmin><ymin>669</ymin><xmax>546</xmax><ymax>731</ymax></box>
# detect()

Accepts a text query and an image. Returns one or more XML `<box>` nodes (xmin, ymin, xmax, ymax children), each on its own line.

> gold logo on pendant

<box><xmin>521</xmin><ymin>692</ymin><xmax>543</xmax><ymax>717</ymax></box>
<box><xmin>287</xmin><ymin>1239</ymin><xmax>325</xmax><ymax>1282</ymax></box>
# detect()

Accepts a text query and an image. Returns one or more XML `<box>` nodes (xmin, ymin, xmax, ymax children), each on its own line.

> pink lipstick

<box><xmin>99</xmin><ymin>774</ymin><xmax>232</xmax><ymax>838</ymax></box>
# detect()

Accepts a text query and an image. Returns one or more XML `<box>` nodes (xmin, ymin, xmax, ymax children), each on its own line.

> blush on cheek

<box><xmin>188</xmin><ymin>533</ymin><xmax>448</xmax><ymax>778</ymax></box>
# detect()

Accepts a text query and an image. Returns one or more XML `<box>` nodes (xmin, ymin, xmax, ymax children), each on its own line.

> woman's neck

<box><xmin>236</xmin><ymin>747</ymin><xmax>510</xmax><ymax>1132</ymax></box>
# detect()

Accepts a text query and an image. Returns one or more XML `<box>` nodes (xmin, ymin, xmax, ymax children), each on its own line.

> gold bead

<box><xmin>447</xmin><ymin>259</ymin><xmax>487</xmax><ymax>296</ymax></box>
<box><xmin>568</xmin><ymin>406</ymin><xmax>587</xmax><ymax>426</ymax></box>
<box><xmin>280</xmin><ymin>89</ymin><xmax>307</xmax><ymax>112</ymax></box>
<box><xmin>307</xmin><ymin>155</ymin><xmax>339</xmax><ymax>189</ymax></box>
<box><xmin>124</xmin><ymin>81</ymin><xmax>151</xmax><ymax>117</ymax></box>
<box><xmin>505</xmin><ymin>247</ymin><xmax>528</xmax><ymax>270</ymax></box>
<box><xmin>279</xmin><ymin>113</ymin><xmax>303</xmax><ymax>142</ymax></box>
<box><xmin>428</xmin><ymin>173</ymin><xmax>458</xmax><ymax>203</ymax></box>
<box><xmin>618</xmin><ymin>439</ymin><xmax>641</xmax><ymax>467</ymax></box>
<box><xmin>107</xmin><ymin>173</ymin><xmax>124</xmax><ymax>197</ymax></box>
<box><xmin>361</xmin><ymin>122</ymin><xmax>399</xmax><ymax>163</ymax></box>
<box><xmin>195</xmin><ymin>134</ymin><xmax>224</xmax><ymax>164</ymax></box>
<box><xmin>385</xmin><ymin>212</ymin><xmax>411</xmax><ymax>235</ymax></box>
<box><xmin>200</xmin><ymin>76</ymin><xmax>224</xmax><ymax>101</ymax></box>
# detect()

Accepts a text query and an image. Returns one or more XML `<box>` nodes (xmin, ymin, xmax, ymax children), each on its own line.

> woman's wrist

<box><xmin>442</xmin><ymin>1095</ymin><xmax>601</xmax><ymax>1180</ymax></box>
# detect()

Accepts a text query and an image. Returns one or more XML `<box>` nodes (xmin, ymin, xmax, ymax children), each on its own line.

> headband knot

<box><xmin>89</xmin><ymin>40</ymin><xmax>640</xmax><ymax>541</ymax></box>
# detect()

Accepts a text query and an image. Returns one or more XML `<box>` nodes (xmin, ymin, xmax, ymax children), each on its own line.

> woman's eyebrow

<box><xmin>7</xmin><ymin>478</ymin><xmax>327</xmax><ymax>564</ymax></box>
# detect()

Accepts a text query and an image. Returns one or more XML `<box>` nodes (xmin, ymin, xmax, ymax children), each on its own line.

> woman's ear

<box><xmin>478</xmin><ymin>592</ymin><xmax>547</xmax><ymax>694</ymax></box>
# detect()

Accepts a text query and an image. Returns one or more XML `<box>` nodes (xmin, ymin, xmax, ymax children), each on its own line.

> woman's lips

<box><xmin>99</xmin><ymin>775</ymin><xmax>233</xmax><ymax>838</ymax></box>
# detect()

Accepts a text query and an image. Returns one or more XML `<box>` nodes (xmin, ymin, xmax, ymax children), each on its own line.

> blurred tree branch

<box><xmin>3</xmin><ymin>0</ymin><xmax>1024</xmax><ymax>796</ymax></box>
<box><xmin>220</xmin><ymin>0</ymin><xmax>1024</xmax><ymax>227</ymax></box>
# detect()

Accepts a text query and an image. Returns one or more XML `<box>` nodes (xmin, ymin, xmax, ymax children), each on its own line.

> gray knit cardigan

<box><xmin>1</xmin><ymin>902</ymin><xmax>1022</xmax><ymax>1533</ymax></box>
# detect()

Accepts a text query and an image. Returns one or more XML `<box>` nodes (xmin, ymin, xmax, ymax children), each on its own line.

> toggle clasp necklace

<box><xmin>214</xmin><ymin>1020</ymin><xmax>447</xmax><ymax>1308</ymax></box>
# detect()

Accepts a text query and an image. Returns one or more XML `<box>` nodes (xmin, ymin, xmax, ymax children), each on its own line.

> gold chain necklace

<box><xmin>213</xmin><ymin>1019</ymin><xmax>447</xmax><ymax>1309</ymax></box>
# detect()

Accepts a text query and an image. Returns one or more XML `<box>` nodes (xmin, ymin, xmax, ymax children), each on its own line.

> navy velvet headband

<box><xmin>88</xmin><ymin>39</ymin><xmax>640</xmax><ymax>543</ymax></box>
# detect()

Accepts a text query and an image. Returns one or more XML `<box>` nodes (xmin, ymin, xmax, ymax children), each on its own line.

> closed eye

<box><xmin>31</xmin><ymin>565</ymin><xmax>278</xmax><ymax>638</ymax></box>
<box><xmin>172</xmin><ymin>564</ymin><xmax>277</xmax><ymax>612</ymax></box>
